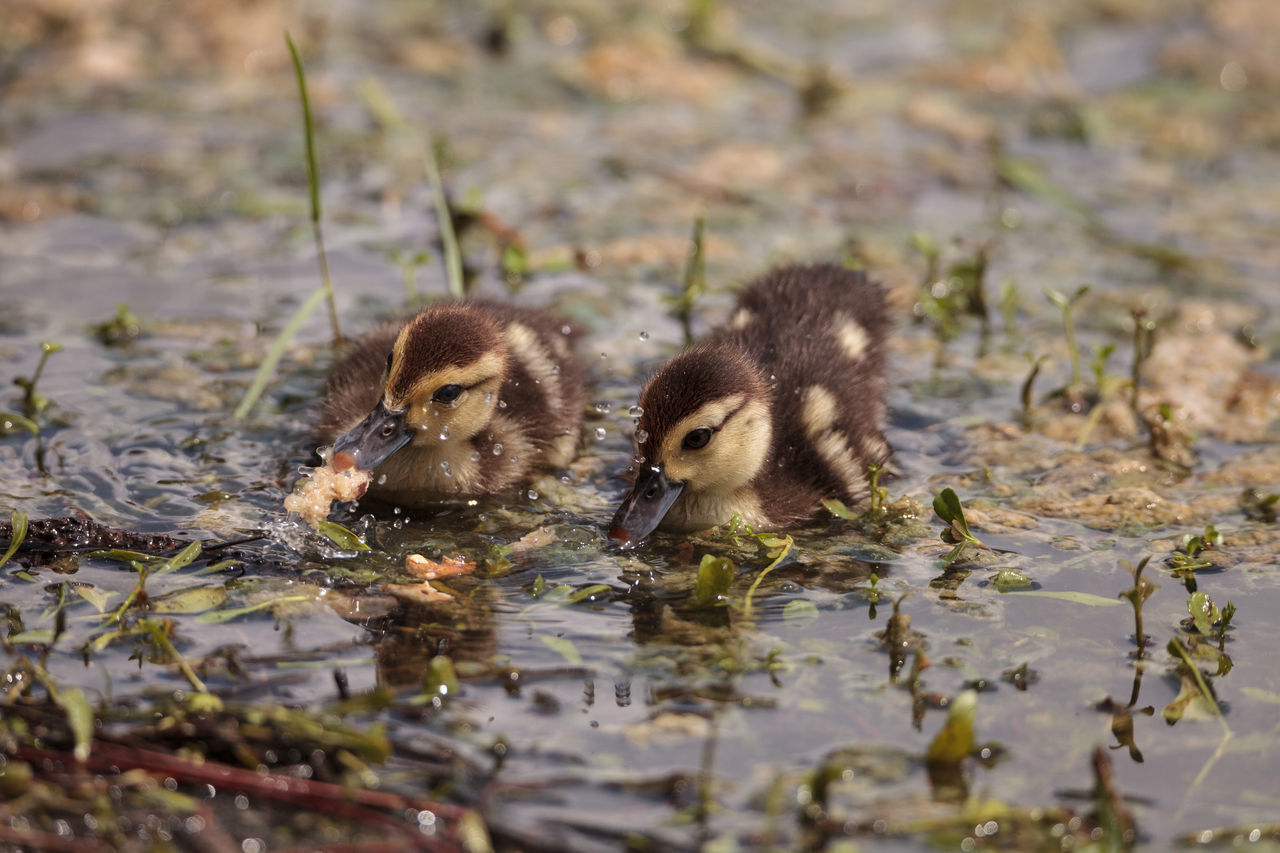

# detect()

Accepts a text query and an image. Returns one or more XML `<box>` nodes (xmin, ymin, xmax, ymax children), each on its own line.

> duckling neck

<box><xmin>660</xmin><ymin>486</ymin><xmax>770</xmax><ymax>534</ymax></box>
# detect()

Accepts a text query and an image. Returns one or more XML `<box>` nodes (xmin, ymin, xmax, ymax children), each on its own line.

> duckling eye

<box><xmin>682</xmin><ymin>428</ymin><xmax>712</xmax><ymax>450</ymax></box>
<box><xmin>432</xmin><ymin>384</ymin><xmax>463</xmax><ymax>404</ymax></box>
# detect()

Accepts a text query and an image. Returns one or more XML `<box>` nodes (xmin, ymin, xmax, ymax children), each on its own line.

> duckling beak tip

<box><xmin>608</xmin><ymin>525</ymin><xmax>635</xmax><ymax>548</ymax></box>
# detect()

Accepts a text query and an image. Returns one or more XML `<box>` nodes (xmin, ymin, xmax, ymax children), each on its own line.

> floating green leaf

<box><xmin>153</xmin><ymin>540</ymin><xmax>202</xmax><ymax>575</ymax></box>
<box><xmin>56</xmin><ymin>686</ymin><xmax>94</xmax><ymax>763</ymax></box>
<box><xmin>992</xmin><ymin>567</ymin><xmax>1033</xmax><ymax>591</ymax></box>
<box><xmin>0</xmin><ymin>412</ymin><xmax>39</xmax><ymax>437</ymax></box>
<box><xmin>1</xmin><ymin>508</ymin><xmax>28</xmax><ymax>570</ymax></box>
<box><xmin>567</xmin><ymin>584</ymin><xmax>611</xmax><ymax>604</ymax></box>
<box><xmin>73</xmin><ymin>585</ymin><xmax>116</xmax><ymax>613</ymax></box>
<box><xmin>151</xmin><ymin>584</ymin><xmax>228</xmax><ymax>614</ymax></box>
<box><xmin>821</xmin><ymin>498</ymin><xmax>856</xmax><ymax>520</ymax></box>
<box><xmin>926</xmin><ymin>689</ymin><xmax>977</xmax><ymax>765</ymax></box>
<box><xmin>8</xmin><ymin>628</ymin><xmax>55</xmax><ymax>645</ymax></box>
<box><xmin>1188</xmin><ymin>592</ymin><xmax>1219</xmax><ymax>637</ymax></box>
<box><xmin>692</xmin><ymin>554</ymin><xmax>734</xmax><ymax>607</ymax></box>
<box><xmin>783</xmin><ymin>599</ymin><xmax>820</xmax><ymax>627</ymax></box>
<box><xmin>1009</xmin><ymin>590</ymin><xmax>1122</xmax><ymax>607</ymax></box>
<box><xmin>540</xmin><ymin>634</ymin><xmax>582</xmax><ymax>665</ymax></box>
<box><xmin>196</xmin><ymin>594</ymin><xmax>314</xmax><ymax>624</ymax></box>
<box><xmin>426</xmin><ymin>655</ymin><xmax>460</xmax><ymax>697</ymax></box>
<box><xmin>316</xmin><ymin>521</ymin><xmax>370</xmax><ymax>551</ymax></box>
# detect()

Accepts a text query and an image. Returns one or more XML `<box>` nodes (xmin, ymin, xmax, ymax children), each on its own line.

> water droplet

<box><xmin>492</xmin><ymin>443</ymin><xmax>504</xmax><ymax>456</ymax></box>
<box><xmin>527</xmin><ymin>489</ymin><xmax>539</xmax><ymax>501</ymax></box>
<box><xmin>634</xmin><ymin>455</ymin><xmax>646</xmax><ymax>465</ymax></box>
<box><xmin>440</xmin><ymin>461</ymin><xmax>453</xmax><ymax>477</ymax></box>
<box><xmin>470</xmin><ymin>451</ymin><xmax>481</xmax><ymax>462</ymax></box>
<box><xmin>561</xmin><ymin>325</ymin><xmax>572</xmax><ymax>335</ymax></box>
<box><xmin>638</xmin><ymin>330</ymin><xmax>649</xmax><ymax>341</ymax></box>
<box><xmin>594</xmin><ymin>427</ymin><xmax>607</xmax><ymax>441</ymax></box>
<box><xmin>628</xmin><ymin>405</ymin><xmax>644</xmax><ymax>418</ymax></box>
<box><xmin>498</xmin><ymin>400</ymin><xmax>508</xmax><ymax>408</ymax></box>
<box><xmin>593</xmin><ymin>401</ymin><xmax>611</xmax><ymax>414</ymax></box>
<box><xmin>484</xmin><ymin>392</ymin><xmax>494</xmax><ymax>404</ymax></box>
<box><xmin>377</xmin><ymin>474</ymin><xmax>388</xmax><ymax>485</ymax></box>
<box><xmin>551</xmin><ymin>364</ymin><xmax>561</xmax><ymax>374</ymax></box>
<box><xmin>599</xmin><ymin>352</ymin><xmax>608</xmax><ymax>360</ymax></box>
<box><xmin>635</xmin><ymin>429</ymin><xmax>649</xmax><ymax>443</ymax></box>
<box><xmin>439</xmin><ymin>424</ymin><xmax>450</xmax><ymax>441</ymax></box>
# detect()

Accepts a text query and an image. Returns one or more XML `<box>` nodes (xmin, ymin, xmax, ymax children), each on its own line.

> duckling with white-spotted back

<box><xmin>609</xmin><ymin>263</ymin><xmax>891</xmax><ymax>547</ymax></box>
<box><xmin>315</xmin><ymin>301</ymin><xmax>586</xmax><ymax>510</ymax></box>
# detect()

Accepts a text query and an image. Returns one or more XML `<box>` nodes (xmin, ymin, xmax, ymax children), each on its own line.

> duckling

<box><xmin>315</xmin><ymin>301</ymin><xmax>586</xmax><ymax>509</ymax></box>
<box><xmin>608</xmin><ymin>263</ymin><xmax>891</xmax><ymax>547</ymax></box>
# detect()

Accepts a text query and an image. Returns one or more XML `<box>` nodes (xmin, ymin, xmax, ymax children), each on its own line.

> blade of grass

<box><xmin>1</xmin><ymin>508</ymin><xmax>28</xmax><ymax>570</ymax></box>
<box><xmin>285</xmin><ymin>31</ymin><xmax>342</xmax><ymax>349</ymax></box>
<box><xmin>232</xmin><ymin>284</ymin><xmax>328</xmax><ymax>420</ymax></box>
<box><xmin>425</xmin><ymin>139</ymin><xmax>465</xmax><ymax>300</ymax></box>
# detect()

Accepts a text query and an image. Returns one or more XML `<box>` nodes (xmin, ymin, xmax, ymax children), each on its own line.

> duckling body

<box><xmin>609</xmin><ymin>263</ymin><xmax>891</xmax><ymax>546</ymax></box>
<box><xmin>317</xmin><ymin>301</ymin><xmax>586</xmax><ymax>509</ymax></box>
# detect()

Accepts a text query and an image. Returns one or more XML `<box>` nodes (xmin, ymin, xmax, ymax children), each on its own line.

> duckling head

<box><xmin>609</xmin><ymin>344</ymin><xmax>772</xmax><ymax>548</ymax></box>
<box><xmin>332</xmin><ymin>305</ymin><xmax>507</xmax><ymax>473</ymax></box>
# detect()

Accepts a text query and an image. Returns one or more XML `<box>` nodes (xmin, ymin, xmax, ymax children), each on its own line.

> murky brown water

<box><xmin>3</xmin><ymin>1</ymin><xmax>1280</xmax><ymax>849</ymax></box>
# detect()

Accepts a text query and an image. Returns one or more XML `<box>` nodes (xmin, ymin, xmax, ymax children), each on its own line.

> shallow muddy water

<box><xmin>3</xmin><ymin>1</ymin><xmax>1280</xmax><ymax>850</ymax></box>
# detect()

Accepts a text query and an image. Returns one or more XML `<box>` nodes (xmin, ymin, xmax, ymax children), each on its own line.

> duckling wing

<box><xmin>473</xmin><ymin>301</ymin><xmax>588</xmax><ymax>465</ymax></box>
<box><xmin>719</xmin><ymin>264</ymin><xmax>892</xmax><ymax>510</ymax></box>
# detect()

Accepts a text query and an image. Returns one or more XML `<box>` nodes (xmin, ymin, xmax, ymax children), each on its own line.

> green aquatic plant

<box><xmin>389</xmin><ymin>249</ymin><xmax>432</xmax><ymax>307</ymax></box>
<box><xmin>999</xmin><ymin>278</ymin><xmax>1020</xmax><ymax>339</ymax></box>
<box><xmin>90</xmin><ymin>303</ymin><xmax>142</xmax><ymax>347</ymax></box>
<box><xmin>925</xmin><ymin>688</ymin><xmax>977</xmax><ymax>766</ymax></box>
<box><xmin>1045</xmin><ymin>284</ymin><xmax>1090</xmax><ymax>389</ymax></box>
<box><xmin>1239</xmin><ymin>487</ymin><xmax>1279</xmax><ymax>523</ymax></box>
<box><xmin>12</xmin><ymin>340</ymin><xmax>62</xmax><ymax>421</ymax></box>
<box><xmin>0</xmin><ymin>508</ymin><xmax>27</xmax><ymax>570</ymax></box>
<box><xmin>1130</xmin><ymin>307</ymin><xmax>1156</xmax><ymax>413</ymax></box>
<box><xmin>932</xmin><ymin>487</ymin><xmax>986</xmax><ymax>566</ymax></box>
<box><xmin>286</xmin><ymin>31</ymin><xmax>341</xmax><ymax>349</ymax></box>
<box><xmin>667</xmin><ymin>215</ymin><xmax>706</xmax><ymax>347</ymax></box>
<box><xmin>1187</xmin><ymin>592</ymin><xmax>1235</xmax><ymax>650</ymax></box>
<box><xmin>1118</xmin><ymin>556</ymin><xmax>1156</xmax><ymax>654</ymax></box>
<box><xmin>424</xmin><ymin>136</ymin><xmax>465</xmax><ymax>300</ymax></box>
<box><xmin>233</xmin><ymin>34</ymin><xmax>341</xmax><ymax>420</ymax></box>
<box><xmin>691</xmin><ymin>554</ymin><xmax>734</xmax><ymax>608</ymax></box>
<box><xmin>1169</xmin><ymin>524</ymin><xmax>1223</xmax><ymax>572</ymax></box>
<box><xmin>1020</xmin><ymin>352</ymin><xmax>1049</xmax><ymax>422</ymax></box>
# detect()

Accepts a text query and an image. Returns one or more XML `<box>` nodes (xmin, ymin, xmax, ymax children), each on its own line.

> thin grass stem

<box><xmin>285</xmin><ymin>31</ymin><xmax>342</xmax><ymax>349</ymax></box>
<box><xmin>233</xmin><ymin>285</ymin><xmax>328</xmax><ymax>420</ymax></box>
<box><xmin>425</xmin><ymin>140</ymin><xmax>465</xmax><ymax>300</ymax></box>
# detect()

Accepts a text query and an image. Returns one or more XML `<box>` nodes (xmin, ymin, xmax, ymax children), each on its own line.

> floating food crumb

<box><xmin>284</xmin><ymin>464</ymin><xmax>372</xmax><ymax>526</ymax></box>
<box><xmin>405</xmin><ymin>553</ymin><xmax>476</xmax><ymax>579</ymax></box>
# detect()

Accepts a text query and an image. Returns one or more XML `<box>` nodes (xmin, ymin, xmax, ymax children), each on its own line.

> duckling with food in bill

<box><xmin>608</xmin><ymin>263</ymin><xmax>891</xmax><ymax>548</ymax></box>
<box><xmin>297</xmin><ymin>301</ymin><xmax>586</xmax><ymax>515</ymax></box>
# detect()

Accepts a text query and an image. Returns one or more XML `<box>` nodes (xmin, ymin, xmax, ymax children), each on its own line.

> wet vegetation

<box><xmin>4</xmin><ymin>0</ymin><xmax>1280</xmax><ymax>849</ymax></box>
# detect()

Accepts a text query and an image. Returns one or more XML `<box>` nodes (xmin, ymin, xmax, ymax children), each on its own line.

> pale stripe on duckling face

<box><xmin>660</xmin><ymin>393</ymin><xmax>772</xmax><ymax>494</ymax></box>
<box><xmin>834</xmin><ymin>314</ymin><xmax>869</xmax><ymax>362</ymax></box>
<box><xmin>391</xmin><ymin>350</ymin><xmax>506</xmax><ymax>445</ymax></box>
<box><xmin>801</xmin><ymin>384</ymin><xmax>866</xmax><ymax>498</ymax></box>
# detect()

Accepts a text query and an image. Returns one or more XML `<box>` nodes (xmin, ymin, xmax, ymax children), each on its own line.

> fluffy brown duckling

<box><xmin>609</xmin><ymin>263</ymin><xmax>891</xmax><ymax>547</ymax></box>
<box><xmin>313</xmin><ymin>301</ymin><xmax>586</xmax><ymax>510</ymax></box>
